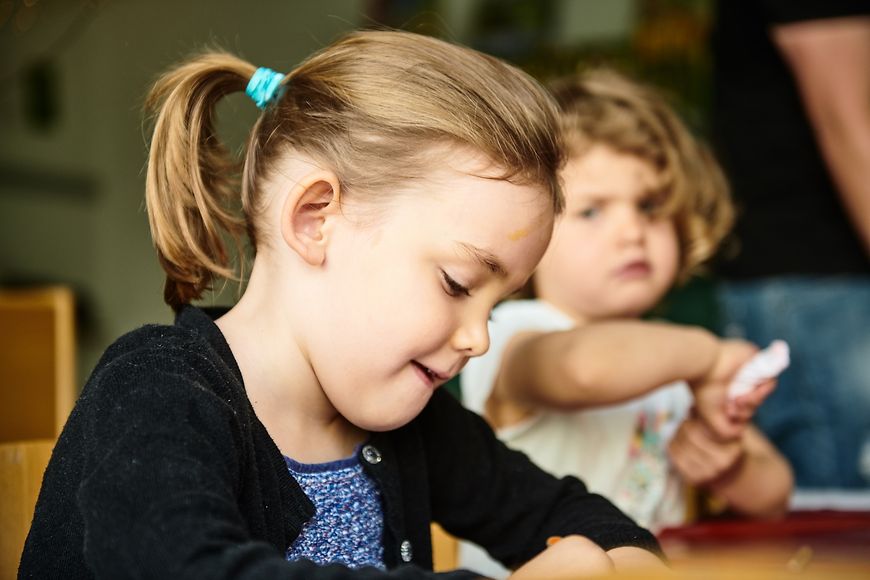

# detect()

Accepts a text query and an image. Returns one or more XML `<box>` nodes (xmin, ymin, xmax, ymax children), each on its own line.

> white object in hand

<box><xmin>727</xmin><ymin>340</ymin><xmax>790</xmax><ymax>399</ymax></box>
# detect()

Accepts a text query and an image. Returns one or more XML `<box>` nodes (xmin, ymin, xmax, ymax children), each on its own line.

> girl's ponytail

<box><xmin>144</xmin><ymin>52</ymin><xmax>256</xmax><ymax>311</ymax></box>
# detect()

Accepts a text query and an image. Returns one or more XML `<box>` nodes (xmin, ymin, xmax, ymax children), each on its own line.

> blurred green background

<box><xmin>0</xmin><ymin>0</ymin><xmax>716</xmax><ymax>390</ymax></box>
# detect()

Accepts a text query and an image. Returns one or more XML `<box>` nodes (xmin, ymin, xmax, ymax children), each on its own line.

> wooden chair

<box><xmin>0</xmin><ymin>286</ymin><xmax>76</xmax><ymax>578</ymax></box>
<box><xmin>431</xmin><ymin>523</ymin><xmax>459</xmax><ymax>572</ymax></box>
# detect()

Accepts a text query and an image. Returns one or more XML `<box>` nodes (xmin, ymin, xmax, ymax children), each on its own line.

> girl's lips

<box><xmin>616</xmin><ymin>260</ymin><xmax>651</xmax><ymax>279</ymax></box>
<box><xmin>412</xmin><ymin>360</ymin><xmax>442</xmax><ymax>389</ymax></box>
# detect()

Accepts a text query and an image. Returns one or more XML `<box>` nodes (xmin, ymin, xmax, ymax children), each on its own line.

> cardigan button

<box><xmin>400</xmin><ymin>539</ymin><xmax>413</xmax><ymax>562</ymax></box>
<box><xmin>361</xmin><ymin>444</ymin><xmax>382</xmax><ymax>464</ymax></box>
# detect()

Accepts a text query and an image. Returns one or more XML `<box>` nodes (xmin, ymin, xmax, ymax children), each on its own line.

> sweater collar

<box><xmin>174</xmin><ymin>305</ymin><xmax>243</xmax><ymax>386</ymax></box>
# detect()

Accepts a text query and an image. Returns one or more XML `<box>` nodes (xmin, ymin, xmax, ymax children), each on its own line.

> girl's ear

<box><xmin>280</xmin><ymin>170</ymin><xmax>341</xmax><ymax>266</ymax></box>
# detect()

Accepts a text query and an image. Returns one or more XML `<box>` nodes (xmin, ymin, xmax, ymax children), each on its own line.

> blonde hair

<box><xmin>145</xmin><ymin>30</ymin><xmax>564</xmax><ymax>310</ymax></box>
<box><xmin>549</xmin><ymin>68</ymin><xmax>733</xmax><ymax>282</ymax></box>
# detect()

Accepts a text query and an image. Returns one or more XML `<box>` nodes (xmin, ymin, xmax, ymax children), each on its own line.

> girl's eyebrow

<box><xmin>573</xmin><ymin>186</ymin><xmax>665</xmax><ymax>202</ymax></box>
<box><xmin>456</xmin><ymin>242</ymin><xmax>508</xmax><ymax>278</ymax></box>
<box><xmin>574</xmin><ymin>193</ymin><xmax>608</xmax><ymax>203</ymax></box>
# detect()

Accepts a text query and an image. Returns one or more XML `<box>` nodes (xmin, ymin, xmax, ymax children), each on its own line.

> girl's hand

<box><xmin>668</xmin><ymin>415</ymin><xmax>746</xmax><ymax>486</ymax></box>
<box><xmin>726</xmin><ymin>376</ymin><xmax>777</xmax><ymax>424</ymax></box>
<box><xmin>508</xmin><ymin>535</ymin><xmax>614</xmax><ymax>579</ymax></box>
<box><xmin>690</xmin><ymin>339</ymin><xmax>776</xmax><ymax>441</ymax></box>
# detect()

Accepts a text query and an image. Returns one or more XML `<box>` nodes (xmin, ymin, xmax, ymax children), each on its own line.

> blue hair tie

<box><xmin>246</xmin><ymin>67</ymin><xmax>286</xmax><ymax>110</ymax></box>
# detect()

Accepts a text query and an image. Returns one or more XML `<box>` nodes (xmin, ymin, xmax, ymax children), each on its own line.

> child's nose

<box><xmin>615</xmin><ymin>207</ymin><xmax>645</xmax><ymax>244</ymax></box>
<box><xmin>451</xmin><ymin>312</ymin><xmax>490</xmax><ymax>358</ymax></box>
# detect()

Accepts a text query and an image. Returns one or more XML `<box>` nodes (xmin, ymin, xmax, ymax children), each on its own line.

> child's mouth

<box><xmin>616</xmin><ymin>260</ymin><xmax>651</xmax><ymax>279</ymax></box>
<box><xmin>412</xmin><ymin>360</ymin><xmax>443</xmax><ymax>386</ymax></box>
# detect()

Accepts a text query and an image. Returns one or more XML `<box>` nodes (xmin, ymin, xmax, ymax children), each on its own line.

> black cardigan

<box><xmin>19</xmin><ymin>306</ymin><xmax>660</xmax><ymax>579</ymax></box>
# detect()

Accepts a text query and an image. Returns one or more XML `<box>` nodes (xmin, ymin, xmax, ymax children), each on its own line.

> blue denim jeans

<box><xmin>717</xmin><ymin>277</ymin><xmax>870</xmax><ymax>489</ymax></box>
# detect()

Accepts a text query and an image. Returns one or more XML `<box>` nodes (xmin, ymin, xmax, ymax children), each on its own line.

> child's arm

<box><xmin>606</xmin><ymin>546</ymin><xmax>671</xmax><ymax>572</ymax></box>
<box><xmin>508</xmin><ymin>537</ymin><xmax>668</xmax><ymax>579</ymax></box>
<box><xmin>508</xmin><ymin>535</ymin><xmax>614</xmax><ymax>579</ymax></box>
<box><xmin>495</xmin><ymin>321</ymin><xmax>716</xmax><ymax>408</ymax></box>
<box><xmin>490</xmin><ymin>321</ymin><xmax>764</xmax><ymax>438</ymax></box>
<box><xmin>668</xmin><ymin>417</ymin><xmax>794</xmax><ymax>519</ymax></box>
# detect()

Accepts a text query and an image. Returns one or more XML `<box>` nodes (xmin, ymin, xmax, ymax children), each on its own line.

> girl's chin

<box><xmin>609</xmin><ymin>292</ymin><xmax>667</xmax><ymax>318</ymax></box>
<box><xmin>593</xmin><ymin>301</ymin><xmax>659</xmax><ymax>320</ymax></box>
<box><xmin>347</xmin><ymin>398</ymin><xmax>432</xmax><ymax>432</ymax></box>
<box><xmin>565</xmin><ymin>292</ymin><xmax>662</xmax><ymax>321</ymax></box>
<box><xmin>355</xmin><ymin>414</ymin><xmax>419</xmax><ymax>433</ymax></box>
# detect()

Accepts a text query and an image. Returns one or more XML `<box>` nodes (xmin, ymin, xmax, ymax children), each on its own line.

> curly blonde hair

<box><xmin>549</xmin><ymin>68</ymin><xmax>733</xmax><ymax>283</ymax></box>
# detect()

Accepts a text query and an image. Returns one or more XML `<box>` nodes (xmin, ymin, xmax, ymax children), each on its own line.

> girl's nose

<box><xmin>451</xmin><ymin>312</ymin><xmax>490</xmax><ymax>358</ymax></box>
<box><xmin>616</xmin><ymin>207</ymin><xmax>645</xmax><ymax>245</ymax></box>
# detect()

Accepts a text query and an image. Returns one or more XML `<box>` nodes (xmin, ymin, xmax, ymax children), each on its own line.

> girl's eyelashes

<box><xmin>639</xmin><ymin>192</ymin><xmax>668</xmax><ymax>216</ymax></box>
<box><xmin>441</xmin><ymin>270</ymin><xmax>471</xmax><ymax>297</ymax></box>
<box><xmin>638</xmin><ymin>198</ymin><xmax>659</xmax><ymax>215</ymax></box>
<box><xmin>577</xmin><ymin>206</ymin><xmax>600</xmax><ymax>220</ymax></box>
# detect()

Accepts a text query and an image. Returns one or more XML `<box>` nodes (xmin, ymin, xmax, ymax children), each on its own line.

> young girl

<box><xmin>19</xmin><ymin>32</ymin><xmax>669</xmax><ymax>579</ymax></box>
<box><xmin>459</xmin><ymin>69</ymin><xmax>794</xmax><ymax>577</ymax></box>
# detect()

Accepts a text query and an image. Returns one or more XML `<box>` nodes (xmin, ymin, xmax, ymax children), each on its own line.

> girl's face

<box><xmin>535</xmin><ymin>144</ymin><xmax>679</xmax><ymax>323</ymax></box>
<box><xmin>305</xmin><ymin>154</ymin><xmax>554</xmax><ymax>432</ymax></box>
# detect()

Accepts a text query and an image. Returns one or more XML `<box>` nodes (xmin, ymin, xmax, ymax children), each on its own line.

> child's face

<box><xmin>535</xmin><ymin>144</ymin><xmax>679</xmax><ymax>322</ymax></box>
<box><xmin>306</xmin><ymin>154</ymin><xmax>554</xmax><ymax>432</ymax></box>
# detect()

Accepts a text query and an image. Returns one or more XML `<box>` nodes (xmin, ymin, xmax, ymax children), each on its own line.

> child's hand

<box><xmin>508</xmin><ymin>535</ymin><xmax>614</xmax><ymax>579</ymax></box>
<box><xmin>727</xmin><ymin>376</ymin><xmax>776</xmax><ymax>422</ymax></box>
<box><xmin>691</xmin><ymin>339</ymin><xmax>776</xmax><ymax>440</ymax></box>
<box><xmin>668</xmin><ymin>414</ymin><xmax>746</xmax><ymax>486</ymax></box>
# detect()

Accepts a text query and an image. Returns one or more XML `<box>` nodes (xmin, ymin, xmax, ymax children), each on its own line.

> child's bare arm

<box><xmin>508</xmin><ymin>536</ymin><xmax>614</xmax><ymax>580</ymax></box>
<box><xmin>606</xmin><ymin>546</ymin><xmax>670</xmax><ymax>573</ymax></box>
<box><xmin>508</xmin><ymin>537</ymin><xmax>667</xmax><ymax>579</ymax></box>
<box><xmin>668</xmin><ymin>420</ymin><xmax>794</xmax><ymax>519</ymax></box>
<box><xmin>707</xmin><ymin>424</ymin><xmax>794</xmax><ymax>518</ymax></box>
<box><xmin>488</xmin><ymin>321</ymin><xmax>772</xmax><ymax>441</ymax></box>
<box><xmin>494</xmin><ymin>320</ymin><xmax>721</xmax><ymax>410</ymax></box>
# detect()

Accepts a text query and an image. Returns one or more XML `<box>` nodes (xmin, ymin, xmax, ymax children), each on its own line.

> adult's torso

<box><xmin>711</xmin><ymin>0</ymin><xmax>870</xmax><ymax>278</ymax></box>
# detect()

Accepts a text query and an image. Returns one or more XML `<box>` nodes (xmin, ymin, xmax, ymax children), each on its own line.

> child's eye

<box><xmin>578</xmin><ymin>207</ymin><xmax>599</xmax><ymax>220</ymax></box>
<box><xmin>441</xmin><ymin>270</ymin><xmax>470</xmax><ymax>297</ymax></box>
<box><xmin>639</xmin><ymin>196</ymin><xmax>665</xmax><ymax>216</ymax></box>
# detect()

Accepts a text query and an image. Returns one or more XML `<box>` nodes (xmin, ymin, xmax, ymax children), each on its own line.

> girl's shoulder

<box><xmin>96</xmin><ymin>320</ymin><xmax>211</xmax><ymax>377</ymax></box>
<box><xmin>84</xmin><ymin>306</ymin><xmax>243</xmax><ymax>407</ymax></box>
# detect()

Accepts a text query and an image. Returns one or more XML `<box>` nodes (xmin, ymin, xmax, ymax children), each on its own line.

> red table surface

<box><xmin>658</xmin><ymin>510</ymin><xmax>870</xmax><ymax>562</ymax></box>
<box><xmin>659</xmin><ymin>510</ymin><xmax>870</xmax><ymax>542</ymax></box>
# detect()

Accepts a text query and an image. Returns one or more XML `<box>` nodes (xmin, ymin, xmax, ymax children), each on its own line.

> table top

<box><xmin>654</xmin><ymin>509</ymin><xmax>870</xmax><ymax>579</ymax></box>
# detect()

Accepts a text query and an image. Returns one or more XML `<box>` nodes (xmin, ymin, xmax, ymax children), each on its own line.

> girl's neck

<box><xmin>215</xmin><ymin>264</ymin><xmax>366</xmax><ymax>463</ymax></box>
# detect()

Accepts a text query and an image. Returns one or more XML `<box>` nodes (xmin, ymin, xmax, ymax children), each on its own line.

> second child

<box><xmin>460</xmin><ymin>68</ymin><xmax>794</xmax><ymax>577</ymax></box>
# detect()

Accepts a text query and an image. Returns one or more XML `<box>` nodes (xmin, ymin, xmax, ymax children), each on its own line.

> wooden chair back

<box><xmin>0</xmin><ymin>286</ymin><xmax>76</xmax><ymax>577</ymax></box>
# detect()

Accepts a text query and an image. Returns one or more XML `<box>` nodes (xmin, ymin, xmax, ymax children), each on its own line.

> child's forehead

<box><xmin>565</xmin><ymin>145</ymin><xmax>663</xmax><ymax>187</ymax></box>
<box><xmin>569</xmin><ymin>137</ymin><xmax>659</xmax><ymax>166</ymax></box>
